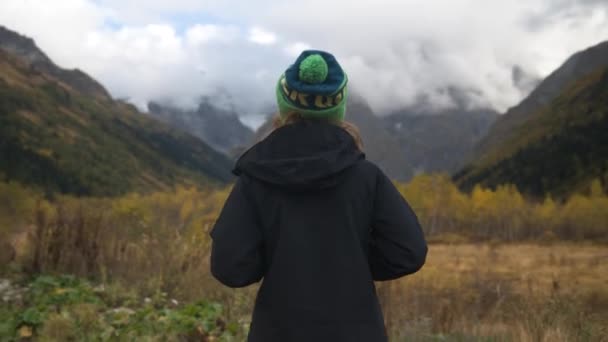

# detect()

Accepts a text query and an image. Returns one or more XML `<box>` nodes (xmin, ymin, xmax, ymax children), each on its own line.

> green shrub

<box><xmin>0</xmin><ymin>275</ymin><xmax>240</xmax><ymax>341</ymax></box>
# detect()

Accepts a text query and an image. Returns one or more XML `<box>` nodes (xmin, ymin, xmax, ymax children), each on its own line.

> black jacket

<box><xmin>210</xmin><ymin>120</ymin><xmax>427</xmax><ymax>342</ymax></box>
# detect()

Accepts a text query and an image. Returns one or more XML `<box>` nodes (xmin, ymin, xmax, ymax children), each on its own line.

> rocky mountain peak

<box><xmin>148</xmin><ymin>100</ymin><xmax>254</xmax><ymax>157</ymax></box>
<box><xmin>0</xmin><ymin>26</ymin><xmax>52</xmax><ymax>65</ymax></box>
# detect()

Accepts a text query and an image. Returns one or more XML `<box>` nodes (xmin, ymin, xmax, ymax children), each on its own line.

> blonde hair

<box><xmin>270</xmin><ymin>112</ymin><xmax>364</xmax><ymax>151</ymax></box>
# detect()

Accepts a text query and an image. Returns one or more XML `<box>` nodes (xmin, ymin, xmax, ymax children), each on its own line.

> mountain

<box><xmin>345</xmin><ymin>96</ymin><xmax>414</xmax><ymax>180</ymax></box>
<box><xmin>471</xmin><ymin>41</ymin><xmax>608</xmax><ymax>161</ymax></box>
<box><xmin>384</xmin><ymin>109</ymin><xmax>498</xmax><ymax>174</ymax></box>
<box><xmin>0</xmin><ymin>26</ymin><xmax>110</xmax><ymax>99</ymax></box>
<box><xmin>0</xmin><ymin>26</ymin><xmax>233</xmax><ymax>196</ymax></box>
<box><xmin>148</xmin><ymin>100</ymin><xmax>254</xmax><ymax>157</ymax></box>
<box><xmin>255</xmin><ymin>95</ymin><xmax>414</xmax><ymax>180</ymax></box>
<box><xmin>455</xmin><ymin>43</ymin><xmax>608</xmax><ymax>197</ymax></box>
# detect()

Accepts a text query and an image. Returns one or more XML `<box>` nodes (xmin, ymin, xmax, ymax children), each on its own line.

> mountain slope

<box><xmin>345</xmin><ymin>95</ymin><xmax>414</xmax><ymax>180</ymax></box>
<box><xmin>148</xmin><ymin>101</ymin><xmax>254</xmax><ymax>157</ymax></box>
<box><xmin>471</xmin><ymin>40</ymin><xmax>608</xmax><ymax>161</ymax></box>
<box><xmin>0</xmin><ymin>26</ymin><xmax>110</xmax><ymax>99</ymax></box>
<box><xmin>384</xmin><ymin>109</ymin><xmax>498</xmax><ymax>174</ymax></box>
<box><xmin>455</xmin><ymin>65</ymin><xmax>608</xmax><ymax>197</ymax></box>
<box><xmin>0</xmin><ymin>29</ymin><xmax>233</xmax><ymax>196</ymax></box>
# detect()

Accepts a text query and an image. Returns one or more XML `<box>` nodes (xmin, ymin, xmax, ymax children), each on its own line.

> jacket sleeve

<box><xmin>368</xmin><ymin>170</ymin><xmax>427</xmax><ymax>281</ymax></box>
<box><xmin>209</xmin><ymin>176</ymin><xmax>265</xmax><ymax>288</ymax></box>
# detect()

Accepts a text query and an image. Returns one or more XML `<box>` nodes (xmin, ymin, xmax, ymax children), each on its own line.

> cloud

<box><xmin>0</xmin><ymin>0</ymin><xmax>288</xmax><ymax>114</ymax></box>
<box><xmin>186</xmin><ymin>24</ymin><xmax>238</xmax><ymax>46</ymax></box>
<box><xmin>1</xmin><ymin>0</ymin><xmax>608</xmax><ymax>117</ymax></box>
<box><xmin>0</xmin><ymin>0</ymin><xmax>105</xmax><ymax>68</ymax></box>
<box><xmin>80</xmin><ymin>23</ymin><xmax>286</xmax><ymax>111</ymax></box>
<box><xmin>245</xmin><ymin>0</ymin><xmax>608</xmax><ymax>113</ymax></box>
<box><xmin>284</xmin><ymin>42</ymin><xmax>312</xmax><ymax>57</ymax></box>
<box><xmin>248</xmin><ymin>27</ymin><xmax>278</xmax><ymax>45</ymax></box>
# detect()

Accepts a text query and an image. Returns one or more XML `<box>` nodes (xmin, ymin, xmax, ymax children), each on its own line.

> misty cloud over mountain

<box><xmin>1</xmin><ymin>0</ymin><xmax>607</xmax><ymax>117</ymax></box>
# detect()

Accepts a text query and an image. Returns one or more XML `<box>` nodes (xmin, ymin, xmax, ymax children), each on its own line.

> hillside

<box><xmin>384</xmin><ymin>109</ymin><xmax>498</xmax><ymax>174</ymax></box>
<box><xmin>0</xmin><ymin>26</ymin><xmax>110</xmax><ymax>99</ymax></box>
<box><xmin>345</xmin><ymin>95</ymin><xmax>414</xmax><ymax>180</ymax></box>
<box><xmin>148</xmin><ymin>100</ymin><xmax>254</xmax><ymax>157</ymax></box>
<box><xmin>455</xmin><ymin>65</ymin><xmax>608</xmax><ymax>197</ymax></box>
<box><xmin>471</xmin><ymin>40</ymin><xmax>608</xmax><ymax>162</ymax></box>
<box><xmin>0</xmin><ymin>29</ymin><xmax>233</xmax><ymax>196</ymax></box>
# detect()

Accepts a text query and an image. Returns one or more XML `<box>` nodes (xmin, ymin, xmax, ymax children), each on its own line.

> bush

<box><xmin>0</xmin><ymin>275</ymin><xmax>241</xmax><ymax>341</ymax></box>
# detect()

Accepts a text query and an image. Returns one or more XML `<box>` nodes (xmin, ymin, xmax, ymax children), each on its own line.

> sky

<box><xmin>1</xmin><ymin>0</ymin><xmax>607</xmax><ymax>123</ymax></box>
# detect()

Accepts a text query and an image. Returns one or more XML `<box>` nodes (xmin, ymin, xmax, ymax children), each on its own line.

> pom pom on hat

<box><xmin>299</xmin><ymin>54</ymin><xmax>329</xmax><ymax>84</ymax></box>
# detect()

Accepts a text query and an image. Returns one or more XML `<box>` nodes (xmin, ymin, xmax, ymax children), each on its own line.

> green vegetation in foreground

<box><xmin>0</xmin><ymin>275</ymin><xmax>242</xmax><ymax>341</ymax></box>
<box><xmin>455</xmin><ymin>66</ymin><xmax>608</xmax><ymax>198</ymax></box>
<box><xmin>0</xmin><ymin>50</ymin><xmax>233</xmax><ymax>197</ymax></box>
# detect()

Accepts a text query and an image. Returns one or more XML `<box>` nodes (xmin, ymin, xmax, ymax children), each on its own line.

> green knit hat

<box><xmin>276</xmin><ymin>50</ymin><xmax>348</xmax><ymax>121</ymax></box>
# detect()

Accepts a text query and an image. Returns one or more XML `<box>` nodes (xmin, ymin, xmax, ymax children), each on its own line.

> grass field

<box><xmin>418</xmin><ymin>244</ymin><xmax>608</xmax><ymax>296</ymax></box>
<box><xmin>380</xmin><ymin>243</ymin><xmax>608</xmax><ymax>341</ymax></box>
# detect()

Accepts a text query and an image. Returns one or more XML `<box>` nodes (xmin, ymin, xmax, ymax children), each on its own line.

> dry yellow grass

<box><xmin>381</xmin><ymin>243</ymin><xmax>608</xmax><ymax>341</ymax></box>
<box><xmin>411</xmin><ymin>243</ymin><xmax>608</xmax><ymax>296</ymax></box>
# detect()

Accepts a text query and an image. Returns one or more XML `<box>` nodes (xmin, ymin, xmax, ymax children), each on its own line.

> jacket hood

<box><xmin>234</xmin><ymin>120</ymin><xmax>365</xmax><ymax>190</ymax></box>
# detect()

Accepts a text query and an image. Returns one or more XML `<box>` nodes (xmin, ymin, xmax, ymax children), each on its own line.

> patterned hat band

<box><xmin>279</xmin><ymin>75</ymin><xmax>347</xmax><ymax>111</ymax></box>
